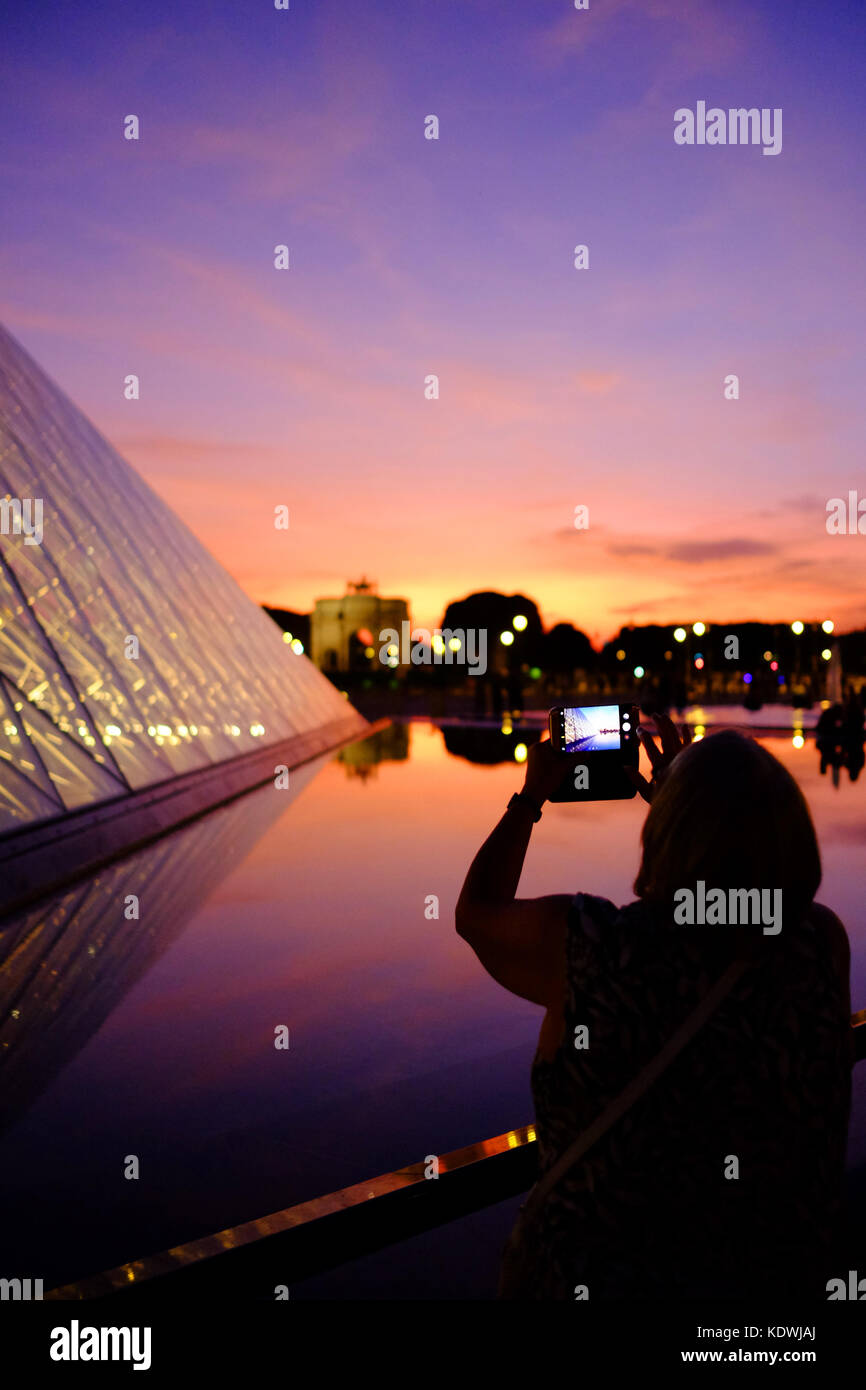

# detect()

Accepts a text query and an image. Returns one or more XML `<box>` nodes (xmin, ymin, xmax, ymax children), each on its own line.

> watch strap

<box><xmin>508</xmin><ymin>791</ymin><xmax>542</xmax><ymax>822</ymax></box>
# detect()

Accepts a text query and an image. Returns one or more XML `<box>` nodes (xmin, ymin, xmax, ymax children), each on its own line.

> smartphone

<box><xmin>547</xmin><ymin>703</ymin><xmax>639</xmax><ymax>801</ymax></box>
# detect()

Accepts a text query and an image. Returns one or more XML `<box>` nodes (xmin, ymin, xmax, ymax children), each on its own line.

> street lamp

<box><xmin>791</xmin><ymin>621</ymin><xmax>804</xmax><ymax>635</ymax></box>
<box><xmin>692</xmin><ymin>622</ymin><xmax>706</xmax><ymax>636</ymax></box>
<box><xmin>822</xmin><ymin>620</ymin><xmax>834</xmax><ymax>634</ymax></box>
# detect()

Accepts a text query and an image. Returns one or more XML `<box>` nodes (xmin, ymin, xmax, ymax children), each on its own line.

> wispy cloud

<box><xmin>667</xmin><ymin>538</ymin><xmax>777</xmax><ymax>564</ymax></box>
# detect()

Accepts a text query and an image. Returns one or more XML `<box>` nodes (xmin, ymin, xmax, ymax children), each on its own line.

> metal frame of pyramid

<box><xmin>0</xmin><ymin>323</ymin><xmax>367</xmax><ymax>906</ymax></box>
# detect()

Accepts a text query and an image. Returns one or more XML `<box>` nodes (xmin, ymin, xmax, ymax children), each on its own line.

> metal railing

<box><xmin>46</xmin><ymin>1011</ymin><xmax>866</xmax><ymax>1301</ymax></box>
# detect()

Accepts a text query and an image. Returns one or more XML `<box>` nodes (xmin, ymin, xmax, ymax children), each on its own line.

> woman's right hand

<box><xmin>522</xmin><ymin>734</ymin><xmax>568</xmax><ymax>807</ymax></box>
<box><xmin>627</xmin><ymin>712</ymin><xmax>692</xmax><ymax>803</ymax></box>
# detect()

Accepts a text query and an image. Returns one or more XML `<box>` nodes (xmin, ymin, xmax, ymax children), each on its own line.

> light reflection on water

<box><xmin>0</xmin><ymin>718</ymin><xmax>864</xmax><ymax>1285</ymax></box>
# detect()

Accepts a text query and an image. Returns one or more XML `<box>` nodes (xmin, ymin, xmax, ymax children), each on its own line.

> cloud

<box><xmin>536</xmin><ymin>0</ymin><xmax>747</xmax><ymax>72</ymax></box>
<box><xmin>666</xmin><ymin>538</ymin><xmax>777</xmax><ymax>564</ymax></box>
<box><xmin>608</xmin><ymin>541</ymin><xmax>658</xmax><ymax>557</ymax></box>
<box><xmin>604</xmin><ymin>537</ymin><xmax>778</xmax><ymax>565</ymax></box>
<box><xmin>610</xmin><ymin>593</ymin><xmax>692</xmax><ymax>615</ymax></box>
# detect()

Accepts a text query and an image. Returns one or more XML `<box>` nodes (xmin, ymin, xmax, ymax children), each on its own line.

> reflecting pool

<box><xmin>1</xmin><ymin>718</ymin><xmax>864</xmax><ymax>1291</ymax></box>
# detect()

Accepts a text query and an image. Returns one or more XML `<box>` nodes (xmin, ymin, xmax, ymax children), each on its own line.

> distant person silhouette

<box><xmin>457</xmin><ymin>718</ymin><xmax>851</xmax><ymax>1299</ymax></box>
<box><xmin>817</xmin><ymin>699</ymin><xmax>866</xmax><ymax>785</ymax></box>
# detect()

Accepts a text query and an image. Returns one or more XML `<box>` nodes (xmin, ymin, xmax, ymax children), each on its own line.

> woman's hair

<box><xmin>634</xmin><ymin>728</ymin><xmax>821</xmax><ymax>926</ymax></box>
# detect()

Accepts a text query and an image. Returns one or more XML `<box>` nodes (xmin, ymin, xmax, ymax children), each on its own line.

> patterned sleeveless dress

<box><xmin>509</xmin><ymin>893</ymin><xmax>851</xmax><ymax>1300</ymax></box>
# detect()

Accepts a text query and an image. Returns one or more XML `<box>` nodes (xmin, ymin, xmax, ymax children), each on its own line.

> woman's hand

<box><xmin>627</xmin><ymin>712</ymin><xmax>692</xmax><ymax>803</ymax></box>
<box><xmin>522</xmin><ymin>734</ymin><xmax>567</xmax><ymax>807</ymax></box>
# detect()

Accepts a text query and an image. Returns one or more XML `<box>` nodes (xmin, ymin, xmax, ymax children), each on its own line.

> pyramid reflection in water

<box><xmin>0</xmin><ymin>322</ymin><xmax>360</xmax><ymax>832</ymax></box>
<box><xmin>0</xmin><ymin>760</ymin><xmax>319</xmax><ymax>1132</ymax></box>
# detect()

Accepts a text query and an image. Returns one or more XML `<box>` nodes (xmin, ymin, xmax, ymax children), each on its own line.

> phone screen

<box><xmin>557</xmin><ymin>704</ymin><xmax>621</xmax><ymax>753</ymax></box>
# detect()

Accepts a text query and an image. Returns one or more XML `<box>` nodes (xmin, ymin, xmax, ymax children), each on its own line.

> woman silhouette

<box><xmin>456</xmin><ymin>717</ymin><xmax>851</xmax><ymax>1299</ymax></box>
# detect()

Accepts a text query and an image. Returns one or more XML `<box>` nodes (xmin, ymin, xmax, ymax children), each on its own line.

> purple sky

<box><xmin>1</xmin><ymin>0</ymin><xmax>864</xmax><ymax>643</ymax></box>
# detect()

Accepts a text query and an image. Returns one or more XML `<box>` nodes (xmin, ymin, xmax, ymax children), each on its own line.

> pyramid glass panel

<box><xmin>0</xmin><ymin>758</ymin><xmax>62</xmax><ymax>832</ymax></box>
<box><xmin>10</xmin><ymin>681</ymin><xmax>127</xmax><ymax>811</ymax></box>
<box><xmin>0</xmin><ymin>675</ymin><xmax>63</xmax><ymax>808</ymax></box>
<box><xmin>0</xmin><ymin>554</ymin><xmax>110</xmax><ymax>755</ymax></box>
<box><xmin>0</xmin><ymin>322</ymin><xmax>361</xmax><ymax>829</ymax></box>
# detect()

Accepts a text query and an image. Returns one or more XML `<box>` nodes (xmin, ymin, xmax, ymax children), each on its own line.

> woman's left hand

<box><xmin>627</xmin><ymin>711</ymin><xmax>692</xmax><ymax>803</ymax></box>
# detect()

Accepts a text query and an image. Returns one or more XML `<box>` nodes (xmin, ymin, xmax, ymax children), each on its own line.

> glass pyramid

<box><xmin>0</xmin><ymin>322</ymin><xmax>359</xmax><ymax>832</ymax></box>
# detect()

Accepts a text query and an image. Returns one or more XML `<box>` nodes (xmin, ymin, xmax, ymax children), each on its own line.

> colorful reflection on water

<box><xmin>0</xmin><ymin>718</ymin><xmax>864</xmax><ymax>1287</ymax></box>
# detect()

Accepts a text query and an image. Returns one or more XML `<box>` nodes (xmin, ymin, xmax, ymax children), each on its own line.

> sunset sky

<box><xmin>2</xmin><ymin>0</ymin><xmax>864</xmax><ymax>645</ymax></box>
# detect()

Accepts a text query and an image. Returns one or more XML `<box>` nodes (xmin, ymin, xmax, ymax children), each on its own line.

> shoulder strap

<box><xmin>523</xmin><ymin>956</ymin><xmax>750</xmax><ymax>1226</ymax></box>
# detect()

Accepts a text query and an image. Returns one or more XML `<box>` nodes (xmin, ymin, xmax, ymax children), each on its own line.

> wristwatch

<box><xmin>507</xmin><ymin>790</ymin><xmax>542</xmax><ymax>822</ymax></box>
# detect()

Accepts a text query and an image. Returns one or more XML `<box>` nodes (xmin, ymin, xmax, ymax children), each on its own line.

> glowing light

<box><xmin>387</xmin><ymin>645</ymin><xmax>398</xmax><ymax>657</ymax></box>
<box><xmin>673</xmin><ymin>627</ymin><xmax>687</xmax><ymax>643</ymax></box>
<box><xmin>634</xmin><ymin>665</ymin><xmax>645</xmax><ymax>679</ymax></box>
<box><xmin>770</xmin><ymin>661</ymin><xmax>778</xmax><ymax>671</ymax></box>
<box><xmin>513</xmin><ymin>615</ymin><xmax>528</xmax><ymax>632</ymax></box>
<box><xmin>364</xmin><ymin>646</ymin><xmax>375</xmax><ymax>658</ymax></box>
<box><xmin>694</xmin><ymin>657</ymin><xmax>705</xmax><ymax>670</ymax></box>
<box><xmin>692</xmin><ymin>622</ymin><xmax>706</xmax><ymax>636</ymax></box>
<box><xmin>105</xmin><ymin>724</ymin><xmax>122</xmax><ymax>737</ymax></box>
<box><xmin>387</xmin><ymin>656</ymin><xmax>398</xmax><ymax>668</ymax></box>
<box><xmin>514</xmin><ymin>743</ymin><xmax>528</xmax><ymax>763</ymax></box>
<box><xmin>357</xmin><ymin>628</ymin><xmax>374</xmax><ymax>646</ymax></box>
<box><xmin>763</xmin><ymin>650</ymin><xmax>773</xmax><ymax>661</ymax></box>
<box><xmin>432</xmin><ymin>635</ymin><xmax>446</xmax><ymax>655</ymax></box>
<box><xmin>694</xmin><ymin>724</ymin><xmax>706</xmax><ymax>741</ymax></box>
<box><xmin>500</xmin><ymin>631</ymin><xmax>515</xmax><ymax>646</ymax></box>
<box><xmin>157</xmin><ymin>724</ymin><xmax>171</xmax><ymax>736</ymax></box>
<box><xmin>793</xmin><ymin>734</ymin><xmax>805</xmax><ymax>749</ymax></box>
<box><xmin>291</xmin><ymin>639</ymin><xmax>304</xmax><ymax>655</ymax></box>
<box><xmin>822</xmin><ymin>648</ymin><xmax>832</xmax><ymax>661</ymax></box>
<box><xmin>501</xmin><ymin>719</ymin><xmax>513</xmax><ymax>736</ymax></box>
<box><xmin>822</xmin><ymin>620</ymin><xmax>834</xmax><ymax>634</ymax></box>
<box><xmin>616</xmin><ymin>649</ymin><xmax>626</xmax><ymax>661</ymax></box>
<box><xmin>791</xmin><ymin>621</ymin><xmax>804</xmax><ymax>635</ymax></box>
<box><xmin>743</xmin><ymin>673</ymin><xmax>752</xmax><ymax>684</ymax></box>
<box><xmin>282</xmin><ymin>631</ymin><xmax>293</xmax><ymax>644</ymax></box>
<box><xmin>449</xmin><ymin>637</ymin><xmax>462</xmax><ymax>651</ymax></box>
<box><xmin>529</xmin><ymin>666</ymin><xmax>541</xmax><ymax>680</ymax></box>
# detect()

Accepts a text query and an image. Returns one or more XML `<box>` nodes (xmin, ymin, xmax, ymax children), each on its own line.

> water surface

<box><xmin>1</xmin><ymin>718</ymin><xmax>864</xmax><ymax>1288</ymax></box>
